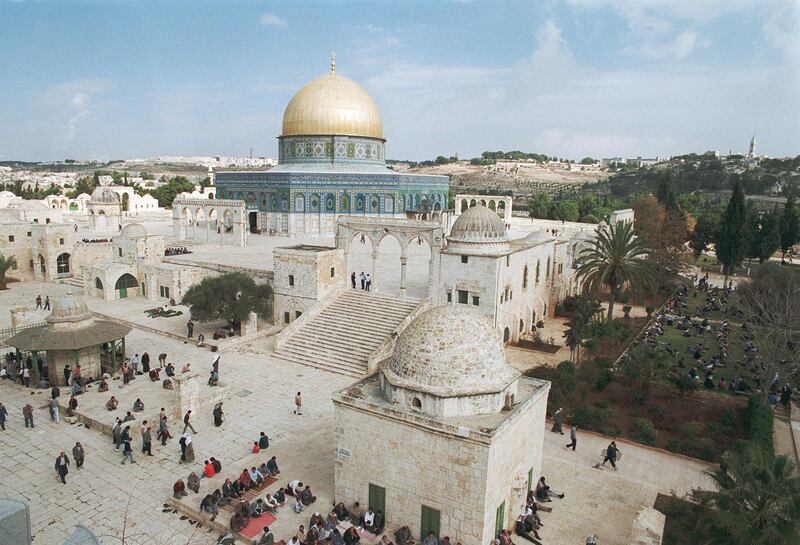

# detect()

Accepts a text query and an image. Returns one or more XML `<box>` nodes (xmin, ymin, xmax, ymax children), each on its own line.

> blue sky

<box><xmin>0</xmin><ymin>0</ymin><xmax>798</xmax><ymax>161</ymax></box>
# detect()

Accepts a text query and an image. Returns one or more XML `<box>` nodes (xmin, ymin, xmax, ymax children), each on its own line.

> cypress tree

<box><xmin>716</xmin><ymin>180</ymin><xmax>748</xmax><ymax>280</ymax></box>
<box><xmin>780</xmin><ymin>186</ymin><xmax>799</xmax><ymax>263</ymax></box>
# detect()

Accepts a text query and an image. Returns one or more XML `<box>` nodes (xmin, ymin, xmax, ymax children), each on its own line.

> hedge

<box><xmin>745</xmin><ymin>395</ymin><xmax>774</xmax><ymax>457</ymax></box>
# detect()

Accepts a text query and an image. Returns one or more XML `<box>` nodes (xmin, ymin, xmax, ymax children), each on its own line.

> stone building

<box><xmin>5</xmin><ymin>293</ymin><xmax>131</xmax><ymax>385</ymax></box>
<box><xmin>214</xmin><ymin>58</ymin><xmax>449</xmax><ymax>236</ymax></box>
<box><xmin>333</xmin><ymin>304</ymin><xmax>550</xmax><ymax>544</ymax></box>
<box><xmin>87</xmin><ymin>187</ymin><xmax>122</xmax><ymax>233</ymax></box>
<box><xmin>438</xmin><ymin>204</ymin><xmax>577</xmax><ymax>343</ymax></box>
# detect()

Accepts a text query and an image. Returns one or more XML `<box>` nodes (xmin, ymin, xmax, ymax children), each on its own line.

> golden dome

<box><xmin>281</xmin><ymin>73</ymin><xmax>384</xmax><ymax>140</ymax></box>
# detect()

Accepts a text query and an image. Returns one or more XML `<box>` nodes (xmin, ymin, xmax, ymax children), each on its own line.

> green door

<box><xmin>119</xmin><ymin>286</ymin><xmax>127</xmax><ymax>298</ymax></box>
<box><xmin>368</xmin><ymin>483</ymin><xmax>386</xmax><ymax>518</ymax></box>
<box><xmin>420</xmin><ymin>505</ymin><xmax>440</xmax><ymax>540</ymax></box>
<box><xmin>495</xmin><ymin>501</ymin><xmax>506</xmax><ymax>538</ymax></box>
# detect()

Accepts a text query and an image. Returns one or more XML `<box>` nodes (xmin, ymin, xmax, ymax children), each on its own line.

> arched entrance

<box><xmin>404</xmin><ymin>235</ymin><xmax>432</xmax><ymax>299</ymax></box>
<box><xmin>376</xmin><ymin>234</ymin><xmax>402</xmax><ymax>295</ymax></box>
<box><xmin>348</xmin><ymin>232</ymin><xmax>375</xmax><ymax>289</ymax></box>
<box><xmin>56</xmin><ymin>253</ymin><xmax>70</xmax><ymax>276</ymax></box>
<box><xmin>38</xmin><ymin>254</ymin><xmax>46</xmax><ymax>274</ymax></box>
<box><xmin>96</xmin><ymin>210</ymin><xmax>107</xmax><ymax>231</ymax></box>
<box><xmin>503</xmin><ymin>327</ymin><xmax>511</xmax><ymax>343</ymax></box>
<box><xmin>114</xmin><ymin>273</ymin><xmax>138</xmax><ymax>299</ymax></box>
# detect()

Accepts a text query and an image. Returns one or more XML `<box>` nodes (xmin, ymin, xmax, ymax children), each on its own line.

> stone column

<box><xmin>173</xmin><ymin>372</ymin><xmax>200</xmax><ymax>420</ymax></box>
<box><xmin>399</xmin><ymin>255</ymin><xmax>408</xmax><ymax>295</ymax></box>
<box><xmin>371</xmin><ymin>250</ymin><xmax>379</xmax><ymax>291</ymax></box>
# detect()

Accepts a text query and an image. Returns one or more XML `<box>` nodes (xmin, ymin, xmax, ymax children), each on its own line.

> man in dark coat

<box><xmin>55</xmin><ymin>451</ymin><xmax>70</xmax><ymax>483</ymax></box>
<box><xmin>72</xmin><ymin>442</ymin><xmax>85</xmax><ymax>469</ymax></box>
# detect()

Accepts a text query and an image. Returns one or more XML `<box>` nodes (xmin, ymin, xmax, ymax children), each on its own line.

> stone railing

<box><xmin>630</xmin><ymin>507</ymin><xmax>665</xmax><ymax>545</ymax></box>
<box><xmin>274</xmin><ymin>288</ymin><xmax>343</xmax><ymax>351</ymax></box>
<box><xmin>172</xmin><ymin>198</ymin><xmax>245</xmax><ymax>208</ymax></box>
<box><xmin>366</xmin><ymin>298</ymin><xmax>430</xmax><ymax>374</ymax></box>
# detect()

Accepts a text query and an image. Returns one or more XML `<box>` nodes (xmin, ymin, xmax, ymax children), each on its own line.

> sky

<box><xmin>0</xmin><ymin>0</ymin><xmax>798</xmax><ymax>162</ymax></box>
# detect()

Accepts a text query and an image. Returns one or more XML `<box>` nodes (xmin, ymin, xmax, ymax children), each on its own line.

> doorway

<box><xmin>249</xmin><ymin>212</ymin><xmax>258</xmax><ymax>233</ymax></box>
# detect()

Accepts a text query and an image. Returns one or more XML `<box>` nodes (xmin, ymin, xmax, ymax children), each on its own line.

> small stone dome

<box><xmin>524</xmin><ymin>231</ymin><xmax>552</xmax><ymax>244</ymax></box>
<box><xmin>383</xmin><ymin>305</ymin><xmax>519</xmax><ymax>397</ymax></box>
<box><xmin>47</xmin><ymin>293</ymin><xmax>92</xmax><ymax>324</ymax></box>
<box><xmin>90</xmin><ymin>187</ymin><xmax>119</xmax><ymax>203</ymax></box>
<box><xmin>121</xmin><ymin>223</ymin><xmax>148</xmax><ymax>238</ymax></box>
<box><xmin>449</xmin><ymin>204</ymin><xmax>508</xmax><ymax>244</ymax></box>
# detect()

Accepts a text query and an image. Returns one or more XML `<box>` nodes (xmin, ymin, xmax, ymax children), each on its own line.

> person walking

<box><xmin>112</xmin><ymin>418</ymin><xmax>122</xmax><ymax>450</ymax></box>
<box><xmin>22</xmin><ymin>403</ymin><xmax>34</xmax><ymax>428</ymax></box>
<box><xmin>35</xmin><ymin>295</ymin><xmax>42</xmax><ymax>309</ymax></box>
<box><xmin>55</xmin><ymin>451</ymin><xmax>70</xmax><ymax>483</ymax></box>
<box><xmin>48</xmin><ymin>397</ymin><xmax>60</xmax><ymax>423</ymax></box>
<box><xmin>44</xmin><ymin>296</ymin><xmax>50</xmax><ymax>310</ymax></box>
<box><xmin>294</xmin><ymin>391</ymin><xmax>302</xmax><ymax>415</ymax></box>
<box><xmin>131</xmin><ymin>353</ymin><xmax>140</xmax><ymax>375</ymax></box>
<box><xmin>187</xmin><ymin>319</ymin><xmax>194</xmax><ymax>339</ymax></box>
<box><xmin>51</xmin><ymin>385</ymin><xmax>60</xmax><ymax>400</ymax></box>
<box><xmin>121</xmin><ymin>437</ymin><xmax>135</xmax><ymax>464</ymax></box>
<box><xmin>142</xmin><ymin>423</ymin><xmax>153</xmax><ymax>456</ymax></box>
<box><xmin>63</xmin><ymin>364</ymin><xmax>71</xmax><ymax>385</ymax></box>
<box><xmin>72</xmin><ymin>442</ymin><xmax>85</xmax><ymax>469</ymax></box>
<box><xmin>158</xmin><ymin>415</ymin><xmax>172</xmax><ymax>445</ymax></box>
<box><xmin>213</xmin><ymin>403</ymin><xmax>224</xmax><ymax>427</ymax></box>
<box><xmin>351</xmin><ymin>272</ymin><xmax>356</xmax><ymax>289</ymax></box>
<box><xmin>365</xmin><ymin>274</ymin><xmax>371</xmax><ymax>292</ymax></box>
<box><xmin>359</xmin><ymin>272</ymin><xmax>365</xmax><ymax>290</ymax></box>
<box><xmin>602</xmin><ymin>441</ymin><xmax>620</xmax><ymax>470</ymax></box>
<box><xmin>183</xmin><ymin>410</ymin><xmax>197</xmax><ymax>434</ymax></box>
<box><xmin>566</xmin><ymin>425</ymin><xmax>577</xmax><ymax>451</ymax></box>
<box><xmin>0</xmin><ymin>402</ymin><xmax>7</xmax><ymax>430</ymax></box>
<box><xmin>551</xmin><ymin>408</ymin><xmax>564</xmax><ymax>434</ymax></box>
<box><xmin>141</xmin><ymin>352</ymin><xmax>150</xmax><ymax>373</ymax></box>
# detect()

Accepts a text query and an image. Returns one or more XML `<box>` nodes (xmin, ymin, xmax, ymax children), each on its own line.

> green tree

<box><xmin>579</xmin><ymin>157</ymin><xmax>596</xmax><ymax>164</ymax></box>
<box><xmin>747</xmin><ymin>207</ymin><xmax>780</xmax><ymax>264</ymax></box>
<box><xmin>690</xmin><ymin>445</ymin><xmax>800</xmax><ymax>545</ymax></box>
<box><xmin>780</xmin><ymin>187</ymin><xmax>798</xmax><ymax>263</ymax></box>
<box><xmin>576</xmin><ymin>221</ymin><xmax>656</xmax><ymax>320</ymax></box>
<box><xmin>0</xmin><ymin>253</ymin><xmax>17</xmax><ymax>290</ymax></box>
<box><xmin>691</xmin><ymin>214</ymin><xmax>716</xmax><ymax>261</ymax></box>
<box><xmin>182</xmin><ymin>272</ymin><xmax>273</xmax><ymax>329</ymax></box>
<box><xmin>656</xmin><ymin>173</ymin><xmax>679</xmax><ymax>210</ymax></box>
<box><xmin>151</xmin><ymin>176</ymin><xmax>195</xmax><ymax>208</ymax></box>
<box><xmin>527</xmin><ymin>193</ymin><xmax>551</xmax><ymax>219</ymax></box>
<box><xmin>66</xmin><ymin>176</ymin><xmax>97</xmax><ymax>198</ymax></box>
<box><xmin>562</xmin><ymin>297</ymin><xmax>602</xmax><ymax>362</ymax></box>
<box><xmin>715</xmin><ymin>180</ymin><xmax>748</xmax><ymax>280</ymax></box>
<box><xmin>551</xmin><ymin>200</ymin><xmax>580</xmax><ymax>222</ymax></box>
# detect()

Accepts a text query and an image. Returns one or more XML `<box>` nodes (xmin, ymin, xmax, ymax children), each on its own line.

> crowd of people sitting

<box><xmin>81</xmin><ymin>237</ymin><xmax>110</xmax><ymax>243</ymax></box>
<box><xmin>165</xmin><ymin>246</ymin><xmax>192</xmax><ymax>256</ymax></box>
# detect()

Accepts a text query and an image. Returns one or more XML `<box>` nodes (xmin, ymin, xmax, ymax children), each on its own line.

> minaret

<box><xmin>331</xmin><ymin>51</ymin><xmax>336</xmax><ymax>74</ymax></box>
<box><xmin>748</xmin><ymin>134</ymin><xmax>756</xmax><ymax>159</ymax></box>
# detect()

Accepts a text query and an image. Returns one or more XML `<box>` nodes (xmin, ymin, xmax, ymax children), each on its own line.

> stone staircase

<box><xmin>274</xmin><ymin>290</ymin><xmax>421</xmax><ymax>377</ymax></box>
<box><xmin>60</xmin><ymin>276</ymin><xmax>84</xmax><ymax>293</ymax></box>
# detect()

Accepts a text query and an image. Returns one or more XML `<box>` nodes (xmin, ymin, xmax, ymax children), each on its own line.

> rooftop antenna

<box><xmin>331</xmin><ymin>51</ymin><xmax>336</xmax><ymax>74</ymax></box>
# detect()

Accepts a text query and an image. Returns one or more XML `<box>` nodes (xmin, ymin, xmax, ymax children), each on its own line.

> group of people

<box><xmin>350</xmin><ymin>272</ymin><xmax>373</xmax><ymax>291</ymax></box>
<box><xmin>165</xmin><ymin>246</ymin><xmax>191</xmax><ymax>256</ymax></box>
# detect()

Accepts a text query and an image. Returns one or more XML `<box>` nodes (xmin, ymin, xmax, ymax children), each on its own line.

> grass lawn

<box><xmin>695</xmin><ymin>254</ymin><xmax>800</xmax><ymax>277</ymax></box>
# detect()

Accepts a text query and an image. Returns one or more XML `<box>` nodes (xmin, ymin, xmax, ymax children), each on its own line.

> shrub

<box><xmin>645</xmin><ymin>305</ymin><xmax>655</xmax><ymax>317</ymax></box>
<box><xmin>621</xmin><ymin>347</ymin><xmax>656</xmax><ymax>380</ymax></box>
<box><xmin>595</xmin><ymin>368</ymin><xmax>614</xmax><ymax>391</ymax></box>
<box><xmin>745</xmin><ymin>395</ymin><xmax>774</xmax><ymax>457</ymax></box>
<box><xmin>720</xmin><ymin>407</ymin><xmax>738</xmax><ymax>430</ymax></box>
<box><xmin>681</xmin><ymin>421</ymin><xmax>706</xmax><ymax>441</ymax></box>
<box><xmin>632</xmin><ymin>417</ymin><xmax>658</xmax><ymax>445</ymax></box>
<box><xmin>572</xmin><ymin>403</ymin><xmax>617</xmax><ymax>433</ymax></box>
<box><xmin>647</xmin><ymin>404</ymin><xmax>668</xmax><ymax>425</ymax></box>
<box><xmin>555</xmin><ymin>360</ymin><xmax>577</xmax><ymax>393</ymax></box>
<box><xmin>670</xmin><ymin>373</ymin><xmax>698</xmax><ymax>395</ymax></box>
<box><xmin>622</xmin><ymin>305</ymin><xmax>632</xmax><ymax>318</ymax></box>
<box><xmin>632</xmin><ymin>384</ymin><xmax>650</xmax><ymax>404</ymax></box>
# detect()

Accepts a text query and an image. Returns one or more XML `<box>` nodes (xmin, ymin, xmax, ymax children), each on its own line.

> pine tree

<box><xmin>716</xmin><ymin>180</ymin><xmax>748</xmax><ymax>280</ymax></box>
<box><xmin>780</xmin><ymin>187</ymin><xmax>799</xmax><ymax>263</ymax></box>
<box><xmin>656</xmin><ymin>173</ymin><xmax>679</xmax><ymax>211</ymax></box>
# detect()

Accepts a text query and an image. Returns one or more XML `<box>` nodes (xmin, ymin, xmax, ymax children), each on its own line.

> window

<box><xmin>284</xmin><ymin>312</ymin><xmax>290</xmax><ymax>324</ymax></box>
<box><xmin>164</xmin><ymin>287</ymin><xmax>170</xmax><ymax>298</ymax></box>
<box><xmin>330</xmin><ymin>267</ymin><xmax>335</xmax><ymax>278</ymax></box>
<box><xmin>56</xmin><ymin>253</ymin><xmax>70</xmax><ymax>274</ymax></box>
<box><xmin>527</xmin><ymin>468</ymin><xmax>534</xmax><ymax>493</ymax></box>
<box><xmin>412</xmin><ymin>397</ymin><xmax>422</xmax><ymax>410</ymax></box>
<box><xmin>506</xmin><ymin>255</ymin><xmax>510</xmax><ymax>267</ymax></box>
<box><xmin>118</xmin><ymin>248</ymin><xmax>123</xmax><ymax>257</ymax></box>
<box><xmin>295</xmin><ymin>311</ymin><xmax>302</xmax><ymax>319</ymax></box>
<box><xmin>159</xmin><ymin>286</ymin><xmax>165</xmax><ymax>297</ymax></box>
<box><xmin>472</xmin><ymin>296</ymin><xmax>480</xmax><ymax>306</ymax></box>
<box><xmin>558</xmin><ymin>263</ymin><xmax>563</xmax><ymax>274</ymax></box>
<box><xmin>33</xmin><ymin>219</ymin><xmax>38</xmax><ymax>223</ymax></box>
<box><xmin>11</xmin><ymin>261</ymin><xmax>17</xmax><ymax>270</ymax></box>
<box><xmin>535</xmin><ymin>260</ymin><xmax>540</xmax><ymax>283</ymax></box>
<box><xmin>7</xmin><ymin>235</ymin><xmax>13</xmax><ymax>242</ymax></box>
<box><xmin>59</xmin><ymin>238</ymin><xmax>64</xmax><ymax>245</ymax></box>
<box><xmin>495</xmin><ymin>501</ymin><xmax>506</xmax><ymax>538</ymax></box>
<box><xmin>288</xmin><ymin>274</ymin><xmax>295</xmax><ymax>287</ymax></box>
<box><xmin>546</xmin><ymin>257</ymin><xmax>550</xmax><ymax>277</ymax></box>
<box><xmin>447</xmin><ymin>292</ymin><xmax>452</xmax><ymax>303</ymax></box>
<box><xmin>461</xmin><ymin>255</ymin><xmax>469</xmax><ymax>264</ymax></box>
<box><xmin>522</xmin><ymin>265</ymin><xmax>528</xmax><ymax>288</ymax></box>
<box><xmin>420</xmin><ymin>505</ymin><xmax>440</xmax><ymax>540</ymax></box>
<box><xmin>27</xmin><ymin>231</ymin><xmax>31</xmax><ymax>237</ymax></box>
<box><xmin>45</xmin><ymin>218</ymin><xmax>50</xmax><ymax>224</ymax></box>
<box><xmin>458</xmin><ymin>290</ymin><xmax>468</xmax><ymax>304</ymax></box>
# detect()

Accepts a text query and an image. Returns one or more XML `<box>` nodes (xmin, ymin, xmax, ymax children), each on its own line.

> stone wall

<box><xmin>272</xmin><ymin>246</ymin><xmax>344</xmax><ymax>326</ymax></box>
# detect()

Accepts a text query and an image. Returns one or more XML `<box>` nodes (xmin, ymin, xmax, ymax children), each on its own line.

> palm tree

<box><xmin>0</xmin><ymin>253</ymin><xmax>17</xmax><ymax>290</ymax></box>
<box><xmin>576</xmin><ymin>221</ymin><xmax>655</xmax><ymax>320</ymax></box>
<box><xmin>691</xmin><ymin>445</ymin><xmax>800</xmax><ymax>545</ymax></box>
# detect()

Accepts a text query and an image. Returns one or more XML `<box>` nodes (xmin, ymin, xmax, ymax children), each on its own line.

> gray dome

<box><xmin>90</xmin><ymin>187</ymin><xmax>119</xmax><ymax>203</ymax></box>
<box><xmin>47</xmin><ymin>294</ymin><xmax>91</xmax><ymax>324</ymax></box>
<box><xmin>121</xmin><ymin>223</ymin><xmax>148</xmax><ymax>238</ymax></box>
<box><xmin>383</xmin><ymin>305</ymin><xmax>519</xmax><ymax>397</ymax></box>
<box><xmin>449</xmin><ymin>204</ymin><xmax>508</xmax><ymax>243</ymax></box>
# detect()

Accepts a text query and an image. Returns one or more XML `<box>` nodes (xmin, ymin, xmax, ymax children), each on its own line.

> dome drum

<box><xmin>89</xmin><ymin>187</ymin><xmax>120</xmax><ymax>204</ymax></box>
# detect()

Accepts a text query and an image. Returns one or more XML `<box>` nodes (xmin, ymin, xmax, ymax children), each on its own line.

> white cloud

<box><xmin>42</xmin><ymin>78</ymin><xmax>112</xmax><ymax>143</ymax></box>
<box><xmin>259</xmin><ymin>13</ymin><xmax>287</xmax><ymax>27</ymax></box>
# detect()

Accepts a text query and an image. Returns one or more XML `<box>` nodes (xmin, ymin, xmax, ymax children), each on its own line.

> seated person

<box><xmin>212</xmin><ymin>488</ymin><xmax>225</xmax><ymax>506</ymax></box>
<box><xmin>362</xmin><ymin>507</ymin><xmax>376</xmax><ymax>532</ymax></box>
<box><xmin>222</xmin><ymin>478</ymin><xmax>238</xmax><ymax>501</ymax></box>
<box><xmin>263</xmin><ymin>494</ymin><xmax>279</xmax><ymax>513</ymax></box>
<box><xmin>173</xmin><ymin>479</ymin><xmax>188</xmax><ymax>499</ymax></box>
<box><xmin>287</xmin><ymin>480</ymin><xmax>303</xmax><ymax>496</ymax></box>
<box><xmin>165</xmin><ymin>363</ymin><xmax>175</xmax><ymax>377</ymax></box>
<box><xmin>162</xmin><ymin>378</ymin><xmax>174</xmax><ymax>390</ymax></box>
<box><xmin>236</xmin><ymin>497</ymin><xmax>250</xmax><ymax>517</ymax></box>
<box><xmin>200</xmin><ymin>494</ymin><xmax>219</xmax><ymax>520</ymax></box>
<box><xmin>373</xmin><ymin>510</ymin><xmax>385</xmax><ymax>534</ymax></box>
<box><xmin>258</xmin><ymin>527</ymin><xmax>275</xmax><ymax>545</ymax></box>
<box><xmin>395</xmin><ymin>526</ymin><xmax>413</xmax><ymax>545</ymax></box>
<box><xmin>204</xmin><ymin>460</ymin><xmax>216</xmax><ymax>478</ymax></box>
<box><xmin>98</xmin><ymin>378</ymin><xmax>109</xmax><ymax>392</ymax></box>
<box><xmin>250</xmin><ymin>466</ymin><xmax>264</xmax><ymax>486</ymax></box>
<box><xmin>258</xmin><ymin>462</ymin><xmax>271</xmax><ymax>478</ymax></box>
<box><xmin>250</xmin><ymin>498</ymin><xmax>266</xmax><ymax>518</ymax></box>
<box><xmin>106</xmin><ymin>396</ymin><xmax>118</xmax><ymax>411</ymax></box>
<box><xmin>421</xmin><ymin>532</ymin><xmax>438</xmax><ymax>545</ymax></box>
<box><xmin>309</xmin><ymin>512</ymin><xmax>324</xmax><ymax>529</ymax></box>
<box><xmin>333</xmin><ymin>501</ymin><xmax>349</xmax><ymax>521</ymax></box>
<box><xmin>293</xmin><ymin>496</ymin><xmax>304</xmax><ymax>513</ymax></box>
<box><xmin>273</xmin><ymin>487</ymin><xmax>287</xmax><ymax>506</ymax></box>
<box><xmin>252</xmin><ymin>441</ymin><xmax>260</xmax><ymax>454</ymax></box>
<box><xmin>266</xmin><ymin>456</ymin><xmax>280</xmax><ymax>476</ymax></box>
<box><xmin>208</xmin><ymin>371</ymin><xmax>219</xmax><ymax>386</ymax></box>
<box><xmin>343</xmin><ymin>526</ymin><xmax>360</xmax><ymax>545</ymax></box>
<box><xmin>181</xmin><ymin>363</ymin><xmax>191</xmax><ymax>373</ymax></box>
<box><xmin>330</xmin><ymin>529</ymin><xmax>345</xmax><ymax>545</ymax></box>
<box><xmin>535</xmin><ymin>476</ymin><xmax>564</xmax><ymax>502</ymax></box>
<box><xmin>307</xmin><ymin>524</ymin><xmax>320</xmax><ymax>545</ymax></box>
<box><xmin>210</xmin><ymin>457</ymin><xmax>222</xmax><ymax>473</ymax></box>
<box><xmin>132</xmin><ymin>398</ymin><xmax>145</xmax><ymax>412</ymax></box>
<box><xmin>187</xmin><ymin>471</ymin><xmax>201</xmax><ymax>493</ymax></box>
<box><xmin>148</xmin><ymin>368</ymin><xmax>161</xmax><ymax>382</ymax></box>
<box><xmin>258</xmin><ymin>432</ymin><xmax>270</xmax><ymax>450</ymax></box>
<box><xmin>300</xmin><ymin>485</ymin><xmax>317</xmax><ymax>505</ymax></box>
<box><xmin>230</xmin><ymin>512</ymin><xmax>248</xmax><ymax>533</ymax></box>
<box><xmin>122</xmin><ymin>411</ymin><xmax>135</xmax><ymax>422</ymax></box>
<box><xmin>71</xmin><ymin>381</ymin><xmax>83</xmax><ymax>396</ymax></box>
<box><xmin>239</xmin><ymin>468</ymin><xmax>253</xmax><ymax>490</ymax></box>
<box><xmin>349</xmin><ymin>502</ymin><xmax>363</xmax><ymax>526</ymax></box>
